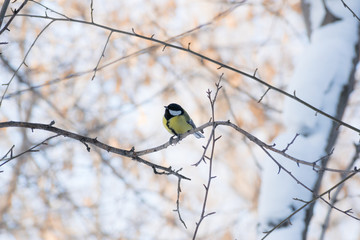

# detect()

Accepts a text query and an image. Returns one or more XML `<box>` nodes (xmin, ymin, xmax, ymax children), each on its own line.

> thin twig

<box><xmin>340</xmin><ymin>0</ymin><xmax>360</xmax><ymax>22</ymax></box>
<box><xmin>320</xmin><ymin>143</ymin><xmax>360</xmax><ymax>240</ymax></box>
<box><xmin>258</xmin><ymin>87</ymin><xmax>271</xmax><ymax>103</ymax></box>
<box><xmin>90</xmin><ymin>0</ymin><xmax>94</xmax><ymax>23</ymax></box>
<box><xmin>0</xmin><ymin>134</ymin><xmax>60</xmax><ymax>168</ymax></box>
<box><xmin>173</xmin><ymin>177</ymin><xmax>187</xmax><ymax>229</ymax></box>
<box><xmin>0</xmin><ymin>20</ymin><xmax>55</xmax><ymax>107</ymax></box>
<box><xmin>261</xmin><ymin>171</ymin><xmax>359</xmax><ymax>239</ymax></box>
<box><xmin>92</xmin><ymin>31</ymin><xmax>113</xmax><ymax>80</ymax></box>
<box><xmin>281</xmin><ymin>133</ymin><xmax>300</xmax><ymax>153</ymax></box>
<box><xmin>0</xmin><ymin>0</ymin><xmax>29</xmax><ymax>35</ymax></box>
<box><xmin>1</xmin><ymin>145</ymin><xmax>14</xmax><ymax>161</ymax></box>
<box><xmin>192</xmin><ymin>75</ymin><xmax>222</xmax><ymax>240</ymax></box>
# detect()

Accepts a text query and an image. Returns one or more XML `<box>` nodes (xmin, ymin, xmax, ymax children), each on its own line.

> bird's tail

<box><xmin>193</xmin><ymin>132</ymin><xmax>205</xmax><ymax>139</ymax></box>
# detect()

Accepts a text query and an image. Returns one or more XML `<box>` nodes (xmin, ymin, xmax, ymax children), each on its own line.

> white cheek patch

<box><xmin>169</xmin><ymin>109</ymin><xmax>182</xmax><ymax>116</ymax></box>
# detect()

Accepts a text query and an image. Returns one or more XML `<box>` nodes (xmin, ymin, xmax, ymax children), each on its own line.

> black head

<box><xmin>164</xmin><ymin>103</ymin><xmax>184</xmax><ymax>119</ymax></box>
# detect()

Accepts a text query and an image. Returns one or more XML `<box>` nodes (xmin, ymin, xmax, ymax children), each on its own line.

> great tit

<box><xmin>163</xmin><ymin>103</ymin><xmax>205</xmax><ymax>139</ymax></box>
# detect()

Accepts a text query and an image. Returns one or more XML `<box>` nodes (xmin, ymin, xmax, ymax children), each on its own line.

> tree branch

<box><xmin>0</xmin><ymin>0</ymin><xmax>29</xmax><ymax>35</ymax></box>
<box><xmin>0</xmin><ymin>121</ymin><xmax>190</xmax><ymax>180</ymax></box>
<box><xmin>5</xmin><ymin>11</ymin><xmax>360</xmax><ymax>135</ymax></box>
<box><xmin>261</xmin><ymin>170</ymin><xmax>360</xmax><ymax>239</ymax></box>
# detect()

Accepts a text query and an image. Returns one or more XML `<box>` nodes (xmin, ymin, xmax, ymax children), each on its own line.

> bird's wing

<box><xmin>185</xmin><ymin>111</ymin><xmax>204</xmax><ymax>134</ymax></box>
<box><xmin>187</xmin><ymin>118</ymin><xmax>197</xmax><ymax>129</ymax></box>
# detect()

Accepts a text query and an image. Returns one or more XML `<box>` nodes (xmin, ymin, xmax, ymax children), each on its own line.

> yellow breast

<box><xmin>163</xmin><ymin>115</ymin><xmax>192</xmax><ymax>135</ymax></box>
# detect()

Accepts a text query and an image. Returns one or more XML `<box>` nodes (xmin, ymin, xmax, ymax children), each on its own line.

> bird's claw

<box><xmin>169</xmin><ymin>135</ymin><xmax>180</xmax><ymax>145</ymax></box>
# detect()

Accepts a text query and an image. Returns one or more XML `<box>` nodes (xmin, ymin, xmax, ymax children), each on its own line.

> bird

<box><xmin>163</xmin><ymin>103</ymin><xmax>205</xmax><ymax>139</ymax></box>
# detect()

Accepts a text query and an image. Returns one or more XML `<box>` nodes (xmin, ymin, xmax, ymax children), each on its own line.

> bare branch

<box><xmin>0</xmin><ymin>0</ymin><xmax>29</xmax><ymax>35</ymax></box>
<box><xmin>6</xmin><ymin>12</ymin><xmax>360</xmax><ymax>134</ymax></box>
<box><xmin>319</xmin><ymin>143</ymin><xmax>360</xmax><ymax>240</ymax></box>
<box><xmin>258</xmin><ymin>87</ymin><xmax>271</xmax><ymax>103</ymax></box>
<box><xmin>92</xmin><ymin>31</ymin><xmax>113</xmax><ymax>80</ymax></box>
<box><xmin>340</xmin><ymin>0</ymin><xmax>360</xmax><ymax>22</ymax></box>
<box><xmin>90</xmin><ymin>0</ymin><xmax>94</xmax><ymax>23</ymax></box>
<box><xmin>192</xmin><ymin>75</ymin><xmax>222</xmax><ymax>239</ymax></box>
<box><xmin>261</xmin><ymin>171</ymin><xmax>359</xmax><ymax>239</ymax></box>
<box><xmin>0</xmin><ymin>19</ymin><xmax>55</xmax><ymax>107</ymax></box>
<box><xmin>0</xmin><ymin>121</ymin><xmax>191</xmax><ymax>180</ymax></box>
<box><xmin>281</xmin><ymin>133</ymin><xmax>300</xmax><ymax>153</ymax></box>
<box><xmin>173</xmin><ymin>177</ymin><xmax>187</xmax><ymax>229</ymax></box>
<box><xmin>0</xmin><ymin>135</ymin><xmax>60</xmax><ymax>168</ymax></box>
<box><xmin>0</xmin><ymin>0</ymin><xmax>11</xmax><ymax>29</ymax></box>
<box><xmin>2</xmin><ymin>120</ymin><xmax>357</xmax><ymax>175</ymax></box>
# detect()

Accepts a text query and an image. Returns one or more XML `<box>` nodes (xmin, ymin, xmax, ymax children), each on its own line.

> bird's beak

<box><xmin>164</xmin><ymin>106</ymin><xmax>168</xmax><ymax>109</ymax></box>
